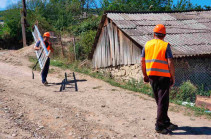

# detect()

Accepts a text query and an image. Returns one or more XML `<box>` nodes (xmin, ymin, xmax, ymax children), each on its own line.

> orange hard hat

<box><xmin>153</xmin><ymin>24</ymin><xmax>166</xmax><ymax>34</ymax></box>
<box><xmin>43</xmin><ymin>32</ymin><xmax>50</xmax><ymax>37</ymax></box>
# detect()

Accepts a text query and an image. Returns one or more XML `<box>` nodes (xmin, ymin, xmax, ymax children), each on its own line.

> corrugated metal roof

<box><xmin>106</xmin><ymin>11</ymin><xmax>211</xmax><ymax>58</ymax></box>
<box><xmin>113</xmin><ymin>20</ymin><xmax>137</xmax><ymax>29</ymax></box>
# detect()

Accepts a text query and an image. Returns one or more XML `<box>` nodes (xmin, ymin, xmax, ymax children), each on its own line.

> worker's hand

<box><xmin>144</xmin><ymin>76</ymin><xmax>149</xmax><ymax>83</ymax></box>
<box><xmin>170</xmin><ymin>77</ymin><xmax>175</xmax><ymax>87</ymax></box>
<box><xmin>34</xmin><ymin>47</ymin><xmax>40</xmax><ymax>50</ymax></box>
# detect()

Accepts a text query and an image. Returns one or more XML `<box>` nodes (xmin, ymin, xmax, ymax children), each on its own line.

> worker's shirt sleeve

<box><xmin>141</xmin><ymin>47</ymin><xmax>145</xmax><ymax>58</ymax></box>
<box><xmin>35</xmin><ymin>41</ymin><xmax>41</xmax><ymax>47</ymax></box>
<box><xmin>165</xmin><ymin>44</ymin><xmax>173</xmax><ymax>58</ymax></box>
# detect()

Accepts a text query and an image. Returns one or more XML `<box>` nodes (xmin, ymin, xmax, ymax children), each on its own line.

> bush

<box><xmin>69</xmin><ymin>16</ymin><xmax>100</xmax><ymax>36</ymax></box>
<box><xmin>78</xmin><ymin>30</ymin><xmax>97</xmax><ymax>58</ymax></box>
<box><xmin>176</xmin><ymin>81</ymin><xmax>197</xmax><ymax>102</ymax></box>
<box><xmin>197</xmin><ymin>85</ymin><xmax>211</xmax><ymax>97</ymax></box>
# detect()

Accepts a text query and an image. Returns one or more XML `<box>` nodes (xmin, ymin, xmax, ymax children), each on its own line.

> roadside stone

<box><xmin>12</xmin><ymin>133</ymin><xmax>17</xmax><ymax>137</ymax></box>
<box><xmin>37</xmin><ymin>125</ymin><xmax>44</xmax><ymax>130</ymax></box>
<box><xmin>18</xmin><ymin>113</ymin><xmax>24</xmax><ymax>118</ymax></box>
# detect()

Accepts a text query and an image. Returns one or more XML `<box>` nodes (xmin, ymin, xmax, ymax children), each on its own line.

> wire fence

<box><xmin>174</xmin><ymin>57</ymin><xmax>211</xmax><ymax>91</ymax></box>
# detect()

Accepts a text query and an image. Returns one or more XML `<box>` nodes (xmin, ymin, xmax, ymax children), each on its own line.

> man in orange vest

<box><xmin>141</xmin><ymin>24</ymin><xmax>178</xmax><ymax>134</ymax></box>
<box><xmin>35</xmin><ymin>32</ymin><xmax>54</xmax><ymax>85</ymax></box>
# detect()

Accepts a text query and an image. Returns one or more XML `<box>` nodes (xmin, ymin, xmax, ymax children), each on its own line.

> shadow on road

<box><xmin>48</xmin><ymin>79</ymin><xmax>87</xmax><ymax>86</ymax></box>
<box><xmin>47</xmin><ymin>79</ymin><xmax>87</xmax><ymax>92</ymax></box>
<box><xmin>172</xmin><ymin>126</ymin><xmax>211</xmax><ymax>135</ymax></box>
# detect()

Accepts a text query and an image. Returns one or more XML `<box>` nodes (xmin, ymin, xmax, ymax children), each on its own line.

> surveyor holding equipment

<box><xmin>141</xmin><ymin>24</ymin><xmax>178</xmax><ymax>134</ymax></box>
<box><xmin>34</xmin><ymin>32</ymin><xmax>54</xmax><ymax>85</ymax></box>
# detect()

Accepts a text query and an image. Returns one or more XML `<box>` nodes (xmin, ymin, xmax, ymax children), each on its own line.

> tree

<box><xmin>172</xmin><ymin>0</ymin><xmax>194</xmax><ymax>11</ymax></box>
<box><xmin>99</xmin><ymin>0</ymin><xmax>174</xmax><ymax>12</ymax></box>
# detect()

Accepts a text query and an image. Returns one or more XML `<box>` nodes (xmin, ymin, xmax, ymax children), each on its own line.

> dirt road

<box><xmin>0</xmin><ymin>47</ymin><xmax>211</xmax><ymax>139</ymax></box>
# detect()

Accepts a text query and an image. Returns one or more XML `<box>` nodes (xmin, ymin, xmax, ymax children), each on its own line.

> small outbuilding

<box><xmin>90</xmin><ymin>10</ymin><xmax>211</xmax><ymax>90</ymax></box>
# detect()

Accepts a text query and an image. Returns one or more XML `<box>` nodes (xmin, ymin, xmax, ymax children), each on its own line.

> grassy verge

<box><xmin>172</xmin><ymin>100</ymin><xmax>211</xmax><ymax>118</ymax></box>
<box><xmin>29</xmin><ymin>56</ymin><xmax>41</xmax><ymax>71</ymax></box>
<box><xmin>28</xmin><ymin>56</ymin><xmax>211</xmax><ymax>118</ymax></box>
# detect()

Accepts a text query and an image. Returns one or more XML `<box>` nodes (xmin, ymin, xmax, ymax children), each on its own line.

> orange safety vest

<box><xmin>45</xmin><ymin>41</ymin><xmax>53</xmax><ymax>52</ymax></box>
<box><xmin>144</xmin><ymin>39</ymin><xmax>171</xmax><ymax>77</ymax></box>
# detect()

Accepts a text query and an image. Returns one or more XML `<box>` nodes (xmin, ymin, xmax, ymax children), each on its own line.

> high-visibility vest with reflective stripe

<box><xmin>46</xmin><ymin>41</ymin><xmax>53</xmax><ymax>52</ymax></box>
<box><xmin>145</xmin><ymin>39</ymin><xmax>171</xmax><ymax>77</ymax></box>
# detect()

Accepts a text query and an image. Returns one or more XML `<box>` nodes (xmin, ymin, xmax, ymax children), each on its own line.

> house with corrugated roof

<box><xmin>90</xmin><ymin>10</ymin><xmax>211</xmax><ymax>89</ymax></box>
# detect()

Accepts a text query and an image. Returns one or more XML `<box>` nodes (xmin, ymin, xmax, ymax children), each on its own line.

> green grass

<box><xmin>50</xmin><ymin>59</ymin><xmax>69</xmax><ymax>69</ymax></box>
<box><xmin>29</xmin><ymin>56</ymin><xmax>41</xmax><ymax>71</ymax></box>
<box><xmin>171</xmin><ymin>100</ymin><xmax>211</xmax><ymax>118</ymax></box>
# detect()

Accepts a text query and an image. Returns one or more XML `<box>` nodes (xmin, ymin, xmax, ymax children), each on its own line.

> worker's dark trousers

<box><xmin>41</xmin><ymin>58</ymin><xmax>50</xmax><ymax>83</ymax></box>
<box><xmin>149</xmin><ymin>76</ymin><xmax>171</xmax><ymax>128</ymax></box>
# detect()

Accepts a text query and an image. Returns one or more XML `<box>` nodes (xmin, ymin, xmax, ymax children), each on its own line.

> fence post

<box><xmin>73</xmin><ymin>37</ymin><xmax>77</xmax><ymax>61</ymax></box>
<box><xmin>21</xmin><ymin>0</ymin><xmax>27</xmax><ymax>47</ymax></box>
<box><xmin>59</xmin><ymin>33</ymin><xmax>65</xmax><ymax>57</ymax></box>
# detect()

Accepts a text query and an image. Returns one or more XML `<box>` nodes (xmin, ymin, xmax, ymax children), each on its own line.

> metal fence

<box><xmin>174</xmin><ymin>57</ymin><xmax>211</xmax><ymax>91</ymax></box>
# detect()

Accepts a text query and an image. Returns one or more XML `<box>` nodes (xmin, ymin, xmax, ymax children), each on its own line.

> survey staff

<box><xmin>141</xmin><ymin>24</ymin><xmax>178</xmax><ymax>134</ymax></box>
<box><xmin>34</xmin><ymin>32</ymin><xmax>54</xmax><ymax>85</ymax></box>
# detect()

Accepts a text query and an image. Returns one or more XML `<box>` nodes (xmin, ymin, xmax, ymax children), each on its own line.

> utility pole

<box><xmin>21</xmin><ymin>0</ymin><xmax>27</xmax><ymax>47</ymax></box>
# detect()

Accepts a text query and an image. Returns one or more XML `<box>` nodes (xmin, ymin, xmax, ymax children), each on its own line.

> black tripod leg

<box><xmin>73</xmin><ymin>72</ymin><xmax>78</xmax><ymax>91</ymax></box>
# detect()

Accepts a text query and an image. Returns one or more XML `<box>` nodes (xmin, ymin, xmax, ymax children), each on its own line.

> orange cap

<box><xmin>43</xmin><ymin>32</ymin><xmax>50</xmax><ymax>37</ymax></box>
<box><xmin>153</xmin><ymin>24</ymin><xmax>166</xmax><ymax>34</ymax></box>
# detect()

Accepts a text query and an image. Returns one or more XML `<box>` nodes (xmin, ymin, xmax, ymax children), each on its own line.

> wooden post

<box><xmin>21</xmin><ymin>0</ymin><xmax>27</xmax><ymax>47</ymax></box>
<box><xmin>60</xmin><ymin>34</ymin><xmax>65</xmax><ymax>57</ymax></box>
<box><xmin>73</xmin><ymin>37</ymin><xmax>76</xmax><ymax>61</ymax></box>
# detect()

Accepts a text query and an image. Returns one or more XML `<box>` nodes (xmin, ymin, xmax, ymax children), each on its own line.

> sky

<box><xmin>0</xmin><ymin>0</ymin><xmax>20</xmax><ymax>11</ymax></box>
<box><xmin>0</xmin><ymin>0</ymin><xmax>211</xmax><ymax>11</ymax></box>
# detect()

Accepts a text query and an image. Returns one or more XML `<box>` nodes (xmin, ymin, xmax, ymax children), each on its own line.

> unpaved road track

<box><xmin>0</xmin><ymin>48</ymin><xmax>211</xmax><ymax>139</ymax></box>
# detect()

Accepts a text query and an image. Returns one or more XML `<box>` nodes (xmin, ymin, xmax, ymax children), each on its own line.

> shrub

<box><xmin>197</xmin><ymin>85</ymin><xmax>211</xmax><ymax>97</ymax></box>
<box><xmin>69</xmin><ymin>16</ymin><xmax>100</xmax><ymax>36</ymax></box>
<box><xmin>176</xmin><ymin>80</ymin><xmax>197</xmax><ymax>102</ymax></box>
<box><xmin>74</xmin><ymin>30</ymin><xmax>97</xmax><ymax>60</ymax></box>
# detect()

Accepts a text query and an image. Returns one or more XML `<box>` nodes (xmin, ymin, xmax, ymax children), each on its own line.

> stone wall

<box><xmin>99</xmin><ymin>57</ymin><xmax>211</xmax><ymax>90</ymax></box>
<box><xmin>99</xmin><ymin>64</ymin><xmax>143</xmax><ymax>82</ymax></box>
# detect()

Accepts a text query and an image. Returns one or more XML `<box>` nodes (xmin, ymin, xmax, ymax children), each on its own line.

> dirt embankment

<box><xmin>0</xmin><ymin>47</ymin><xmax>211</xmax><ymax>139</ymax></box>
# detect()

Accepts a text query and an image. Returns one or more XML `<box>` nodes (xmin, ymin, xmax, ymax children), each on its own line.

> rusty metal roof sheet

<box><xmin>106</xmin><ymin>11</ymin><xmax>211</xmax><ymax>58</ymax></box>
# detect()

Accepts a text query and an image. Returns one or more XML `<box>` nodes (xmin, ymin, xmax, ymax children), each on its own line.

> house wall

<box><xmin>99</xmin><ymin>64</ymin><xmax>143</xmax><ymax>82</ymax></box>
<box><xmin>92</xmin><ymin>18</ymin><xmax>211</xmax><ymax>90</ymax></box>
<box><xmin>92</xmin><ymin>19</ymin><xmax>142</xmax><ymax>68</ymax></box>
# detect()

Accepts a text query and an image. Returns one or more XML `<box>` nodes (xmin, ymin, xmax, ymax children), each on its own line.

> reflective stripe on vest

<box><xmin>146</xmin><ymin>68</ymin><xmax>170</xmax><ymax>73</ymax></box>
<box><xmin>145</xmin><ymin>39</ymin><xmax>171</xmax><ymax>77</ymax></box>
<box><xmin>145</xmin><ymin>59</ymin><xmax>168</xmax><ymax>64</ymax></box>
